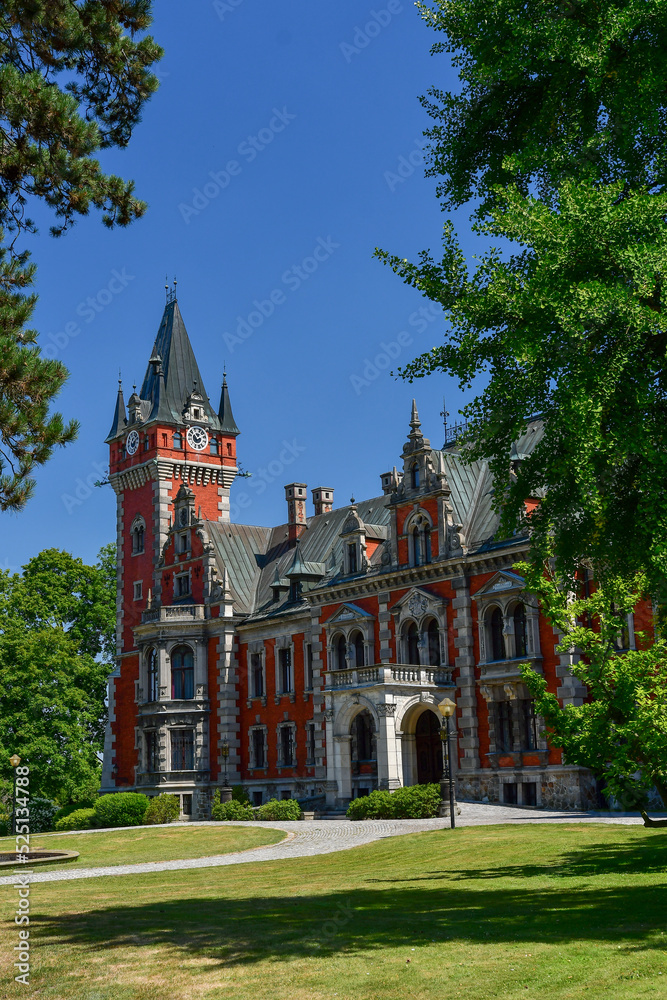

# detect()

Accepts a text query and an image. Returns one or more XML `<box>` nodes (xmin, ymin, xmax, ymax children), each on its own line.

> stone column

<box><xmin>376</xmin><ymin>704</ymin><xmax>401</xmax><ymax>790</ymax></box>
<box><xmin>333</xmin><ymin>735</ymin><xmax>352</xmax><ymax>804</ymax></box>
<box><xmin>452</xmin><ymin>576</ymin><xmax>480</xmax><ymax>772</ymax></box>
<box><xmin>324</xmin><ymin>706</ymin><xmax>337</xmax><ymax>806</ymax></box>
<box><xmin>399</xmin><ymin>732</ymin><xmax>417</xmax><ymax>786</ymax></box>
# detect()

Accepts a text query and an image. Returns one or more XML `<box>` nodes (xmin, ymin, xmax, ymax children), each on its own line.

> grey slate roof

<box><xmin>218</xmin><ymin>374</ymin><xmax>240</xmax><ymax>436</ymax></box>
<box><xmin>139</xmin><ymin>300</ymin><xmax>221</xmax><ymax>430</ymax></box>
<box><xmin>105</xmin><ymin>383</ymin><xmax>127</xmax><ymax>442</ymax></box>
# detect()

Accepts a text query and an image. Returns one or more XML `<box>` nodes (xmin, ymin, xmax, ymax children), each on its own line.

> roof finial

<box><xmin>350</xmin><ymin>496</ymin><xmax>356</xmax><ymax>505</ymax></box>
<box><xmin>440</xmin><ymin>395</ymin><xmax>449</xmax><ymax>445</ymax></box>
<box><xmin>410</xmin><ymin>398</ymin><xmax>421</xmax><ymax>430</ymax></box>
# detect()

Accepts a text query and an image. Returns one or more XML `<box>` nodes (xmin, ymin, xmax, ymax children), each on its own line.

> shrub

<box><xmin>256</xmin><ymin>798</ymin><xmax>303</xmax><ymax>821</ymax></box>
<box><xmin>55</xmin><ymin>808</ymin><xmax>96</xmax><ymax>831</ymax></box>
<box><xmin>211</xmin><ymin>799</ymin><xmax>253</xmax><ymax>821</ymax></box>
<box><xmin>24</xmin><ymin>797</ymin><xmax>58</xmax><ymax>833</ymax></box>
<box><xmin>346</xmin><ymin>784</ymin><xmax>441</xmax><ymax>820</ymax></box>
<box><xmin>231</xmin><ymin>785</ymin><xmax>251</xmax><ymax>804</ymax></box>
<box><xmin>143</xmin><ymin>794</ymin><xmax>180</xmax><ymax>825</ymax></box>
<box><xmin>93</xmin><ymin>792</ymin><xmax>149</xmax><ymax>828</ymax></box>
<box><xmin>53</xmin><ymin>798</ymin><xmax>97</xmax><ymax>826</ymax></box>
<box><xmin>0</xmin><ymin>814</ymin><xmax>9</xmax><ymax>837</ymax></box>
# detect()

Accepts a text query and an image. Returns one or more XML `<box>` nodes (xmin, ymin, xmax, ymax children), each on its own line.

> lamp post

<box><xmin>437</xmin><ymin>698</ymin><xmax>457</xmax><ymax>829</ymax></box>
<box><xmin>220</xmin><ymin>740</ymin><xmax>232</xmax><ymax>803</ymax></box>
<box><xmin>9</xmin><ymin>754</ymin><xmax>21</xmax><ymax>836</ymax></box>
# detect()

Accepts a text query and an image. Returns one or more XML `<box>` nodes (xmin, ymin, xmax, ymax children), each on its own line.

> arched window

<box><xmin>490</xmin><ymin>608</ymin><xmax>505</xmax><ymax>661</ymax></box>
<box><xmin>513</xmin><ymin>603</ymin><xmax>527</xmax><ymax>658</ymax></box>
<box><xmin>173</xmin><ymin>431</ymin><xmax>183</xmax><ymax>450</ymax></box>
<box><xmin>171</xmin><ymin>645</ymin><xmax>194</xmax><ymax>699</ymax></box>
<box><xmin>333</xmin><ymin>634</ymin><xmax>347</xmax><ymax>671</ymax></box>
<box><xmin>427</xmin><ymin>619</ymin><xmax>440</xmax><ymax>666</ymax></box>
<box><xmin>352</xmin><ymin>710</ymin><xmax>375</xmax><ymax>762</ymax></box>
<box><xmin>351</xmin><ymin>630</ymin><xmax>365</xmax><ymax>668</ymax></box>
<box><xmin>146</xmin><ymin>647</ymin><xmax>159</xmax><ymax>702</ymax></box>
<box><xmin>411</xmin><ymin>463</ymin><xmax>420</xmax><ymax>489</ymax></box>
<box><xmin>409</xmin><ymin>513</ymin><xmax>432</xmax><ymax>567</ymax></box>
<box><xmin>412</xmin><ymin>525</ymin><xmax>423</xmax><ymax>567</ymax></box>
<box><xmin>406</xmin><ymin>622</ymin><xmax>420</xmax><ymax>665</ymax></box>
<box><xmin>131</xmin><ymin>516</ymin><xmax>145</xmax><ymax>555</ymax></box>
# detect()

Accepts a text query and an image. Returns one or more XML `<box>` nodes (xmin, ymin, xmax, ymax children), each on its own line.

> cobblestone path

<box><xmin>0</xmin><ymin>802</ymin><xmax>645</xmax><ymax>887</ymax></box>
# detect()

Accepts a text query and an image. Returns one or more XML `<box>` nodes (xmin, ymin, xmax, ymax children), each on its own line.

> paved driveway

<box><xmin>0</xmin><ymin>802</ymin><xmax>648</xmax><ymax>887</ymax></box>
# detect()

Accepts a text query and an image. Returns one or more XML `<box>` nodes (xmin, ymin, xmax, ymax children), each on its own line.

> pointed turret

<box><xmin>106</xmin><ymin>380</ymin><xmax>127</xmax><ymax>442</ymax></box>
<box><xmin>217</xmin><ymin>371</ymin><xmax>240</xmax><ymax>436</ymax></box>
<box><xmin>140</xmin><ymin>299</ymin><xmax>220</xmax><ymax>428</ymax></box>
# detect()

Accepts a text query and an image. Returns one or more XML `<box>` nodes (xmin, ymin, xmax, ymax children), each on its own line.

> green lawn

<box><xmin>1</xmin><ymin>823</ymin><xmax>666</xmax><ymax>1000</ymax></box>
<box><xmin>0</xmin><ymin>824</ymin><xmax>284</xmax><ymax>870</ymax></box>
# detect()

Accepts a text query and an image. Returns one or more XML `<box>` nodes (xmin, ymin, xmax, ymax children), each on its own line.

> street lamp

<box><xmin>9</xmin><ymin>754</ymin><xmax>21</xmax><ymax>836</ymax></box>
<box><xmin>437</xmin><ymin>698</ymin><xmax>457</xmax><ymax>829</ymax></box>
<box><xmin>220</xmin><ymin>740</ymin><xmax>232</xmax><ymax>803</ymax></box>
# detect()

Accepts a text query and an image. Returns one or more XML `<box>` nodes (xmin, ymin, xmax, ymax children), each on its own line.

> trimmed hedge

<box><xmin>93</xmin><ymin>792</ymin><xmax>149</xmax><ymax>828</ymax></box>
<box><xmin>256</xmin><ymin>798</ymin><xmax>303</xmax><ymax>821</ymax></box>
<box><xmin>143</xmin><ymin>794</ymin><xmax>180</xmax><ymax>825</ymax></box>
<box><xmin>346</xmin><ymin>784</ymin><xmax>442</xmax><ymax>820</ymax></box>
<box><xmin>53</xmin><ymin>799</ymin><xmax>97</xmax><ymax>826</ymax></box>
<box><xmin>55</xmin><ymin>808</ymin><xmax>96</xmax><ymax>831</ymax></box>
<box><xmin>212</xmin><ymin>799</ymin><xmax>253</xmax><ymax>821</ymax></box>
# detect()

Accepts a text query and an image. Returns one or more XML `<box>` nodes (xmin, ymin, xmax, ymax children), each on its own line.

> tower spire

<box><xmin>218</xmin><ymin>370</ymin><xmax>240</xmax><ymax>436</ymax></box>
<box><xmin>105</xmin><ymin>378</ymin><xmax>127</xmax><ymax>441</ymax></box>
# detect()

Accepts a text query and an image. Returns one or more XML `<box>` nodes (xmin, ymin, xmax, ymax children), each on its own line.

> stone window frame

<box><xmin>144</xmin><ymin>728</ymin><xmax>160</xmax><ymax>772</ymax></box>
<box><xmin>305</xmin><ymin>721</ymin><xmax>316</xmax><ymax>765</ymax></box>
<box><xmin>390</xmin><ymin>589</ymin><xmax>449</xmax><ymax>668</ymax></box>
<box><xmin>303</xmin><ymin>639</ymin><xmax>314</xmax><ymax>690</ymax></box>
<box><xmin>404</xmin><ymin>508</ymin><xmax>433</xmax><ymax>568</ymax></box>
<box><xmin>247</xmin><ymin>641</ymin><xmax>267</xmax><ymax>701</ymax></box>
<box><xmin>474</xmin><ymin>580</ymin><xmax>541</xmax><ymax>666</ymax></box>
<box><xmin>275</xmin><ymin>635</ymin><xmax>295</xmax><ymax>695</ymax></box>
<box><xmin>249</xmin><ymin>725</ymin><xmax>268</xmax><ymax>769</ymax></box>
<box><xmin>169</xmin><ymin>727</ymin><xmax>195</xmax><ymax>771</ymax></box>
<box><xmin>480</xmin><ymin>682</ymin><xmax>548</xmax><ymax>754</ymax></box>
<box><xmin>276</xmin><ymin>721</ymin><xmax>297</xmax><ymax>768</ymax></box>
<box><xmin>130</xmin><ymin>514</ymin><xmax>145</xmax><ymax>555</ymax></box>
<box><xmin>324</xmin><ymin>609</ymin><xmax>375</xmax><ymax>672</ymax></box>
<box><xmin>174</xmin><ymin>570</ymin><xmax>191</xmax><ymax>600</ymax></box>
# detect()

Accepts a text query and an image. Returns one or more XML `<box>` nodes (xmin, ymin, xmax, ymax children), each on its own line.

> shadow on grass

<box><xmin>32</xmin><ymin>849</ymin><xmax>666</xmax><ymax>969</ymax></box>
<box><xmin>367</xmin><ymin>831</ymin><xmax>667</xmax><ymax>884</ymax></box>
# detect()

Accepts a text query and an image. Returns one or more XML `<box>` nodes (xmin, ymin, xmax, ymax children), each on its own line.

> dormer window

<box><xmin>347</xmin><ymin>542</ymin><xmax>358</xmax><ymax>574</ymax></box>
<box><xmin>411</xmin><ymin>463</ymin><xmax>420</xmax><ymax>489</ymax></box>
<box><xmin>408</xmin><ymin>513</ymin><xmax>432</xmax><ymax>567</ymax></box>
<box><xmin>193</xmin><ymin>407</ymin><xmax>200</xmax><ymax>419</ymax></box>
<box><xmin>177</xmin><ymin>531</ymin><xmax>190</xmax><ymax>554</ymax></box>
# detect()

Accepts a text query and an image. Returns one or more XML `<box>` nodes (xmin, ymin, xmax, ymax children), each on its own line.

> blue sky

<box><xmin>3</xmin><ymin>0</ymin><xmax>488</xmax><ymax>573</ymax></box>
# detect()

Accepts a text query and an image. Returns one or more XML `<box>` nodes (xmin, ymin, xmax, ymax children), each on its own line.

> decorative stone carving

<box><xmin>408</xmin><ymin>593</ymin><xmax>428</xmax><ymax>617</ymax></box>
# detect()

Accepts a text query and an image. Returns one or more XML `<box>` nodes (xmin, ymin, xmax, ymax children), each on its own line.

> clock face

<box><xmin>187</xmin><ymin>425</ymin><xmax>208</xmax><ymax>451</ymax></box>
<box><xmin>126</xmin><ymin>430</ymin><xmax>139</xmax><ymax>456</ymax></box>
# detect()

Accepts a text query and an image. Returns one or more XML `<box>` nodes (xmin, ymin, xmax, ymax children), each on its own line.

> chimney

<box><xmin>285</xmin><ymin>483</ymin><xmax>308</xmax><ymax>543</ymax></box>
<box><xmin>312</xmin><ymin>487</ymin><xmax>334</xmax><ymax>516</ymax></box>
<box><xmin>380</xmin><ymin>467</ymin><xmax>401</xmax><ymax>495</ymax></box>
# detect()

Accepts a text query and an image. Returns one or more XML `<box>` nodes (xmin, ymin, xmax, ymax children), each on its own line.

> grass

<box><xmin>0</xmin><ymin>824</ymin><xmax>284</xmax><ymax>870</ymax></box>
<box><xmin>1</xmin><ymin>823</ymin><xmax>666</xmax><ymax>999</ymax></box>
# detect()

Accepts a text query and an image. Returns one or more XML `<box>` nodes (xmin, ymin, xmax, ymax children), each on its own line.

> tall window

<box><xmin>252</xmin><ymin>729</ymin><xmax>266</xmax><ymax>768</ymax></box>
<box><xmin>409</xmin><ymin>514</ymin><xmax>432</xmax><ymax>567</ymax></box>
<box><xmin>171</xmin><ymin>729</ymin><xmax>194</xmax><ymax>770</ymax></box>
<box><xmin>334</xmin><ymin>634</ymin><xmax>347</xmax><ymax>671</ymax></box>
<box><xmin>347</xmin><ymin>542</ymin><xmax>358</xmax><ymax>574</ymax></box>
<box><xmin>522</xmin><ymin>700</ymin><xmax>538</xmax><ymax>750</ymax></box>
<box><xmin>210</xmin><ymin>438</ymin><xmax>219</xmax><ymax>455</ymax></box>
<box><xmin>147</xmin><ymin>647</ymin><xmax>159</xmax><ymax>702</ymax></box>
<box><xmin>175</xmin><ymin>573</ymin><xmax>190</xmax><ymax>599</ymax></box>
<box><xmin>131</xmin><ymin>518</ymin><xmax>145</xmax><ymax>554</ymax></box>
<box><xmin>351</xmin><ymin>630</ymin><xmax>365</xmax><ymax>668</ymax></box>
<box><xmin>513</xmin><ymin>604</ymin><xmax>527</xmax><ymax>658</ymax></box>
<box><xmin>306</xmin><ymin>722</ymin><xmax>316</xmax><ymax>764</ymax></box>
<box><xmin>171</xmin><ymin>646</ymin><xmax>194</xmax><ymax>699</ymax></box>
<box><xmin>490</xmin><ymin>608</ymin><xmax>505</xmax><ymax>661</ymax></box>
<box><xmin>145</xmin><ymin>730</ymin><xmax>159</xmax><ymax>772</ymax></box>
<box><xmin>173</xmin><ymin>431</ymin><xmax>183</xmax><ymax>449</ymax></box>
<box><xmin>279</xmin><ymin>725</ymin><xmax>294</xmax><ymax>766</ymax></box>
<box><xmin>427</xmin><ymin>619</ymin><xmax>440</xmax><ymax>666</ymax></box>
<box><xmin>279</xmin><ymin>647</ymin><xmax>292</xmax><ymax>693</ymax></box>
<box><xmin>496</xmin><ymin>702</ymin><xmax>513</xmax><ymax>752</ymax></box>
<box><xmin>406</xmin><ymin>622</ymin><xmax>420</xmax><ymax>665</ymax></box>
<box><xmin>251</xmin><ymin>653</ymin><xmax>264</xmax><ymax>698</ymax></box>
<box><xmin>352</xmin><ymin>710</ymin><xmax>375</xmax><ymax>762</ymax></box>
<box><xmin>305</xmin><ymin>643</ymin><xmax>314</xmax><ymax>689</ymax></box>
<box><xmin>411</xmin><ymin>462</ymin><xmax>420</xmax><ymax>489</ymax></box>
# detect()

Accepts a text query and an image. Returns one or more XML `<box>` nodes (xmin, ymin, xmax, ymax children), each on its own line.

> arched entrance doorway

<box><xmin>415</xmin><ymin>710</ymin><xmax>443</xmax><ymax>784</ymax></box>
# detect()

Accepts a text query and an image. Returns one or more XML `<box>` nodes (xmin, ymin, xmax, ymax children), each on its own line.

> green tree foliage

<box><xmin>518</xmin><ymin>564</ymin><xmax>667</xmax><ymax>820</ymax></box>
<box><xmin>376</xmin><ymin>0</ymin><xmax>667</xmax><ymax>593</ymax></box>
<box><xmin>0</xmin><ymin>2</ymin><xmax>162</xmax><ymax>510</ymax></box>
<box><xmin>0</xmin><ymin>545</ymin><xmax>115</xmax><ymax>802</ymax></box>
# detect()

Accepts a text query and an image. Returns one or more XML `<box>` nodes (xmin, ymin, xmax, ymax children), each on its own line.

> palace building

<box><xmin>102</xmin><ymin>293</ymin><xmax>629</xmax><ymax>818</ymax></box>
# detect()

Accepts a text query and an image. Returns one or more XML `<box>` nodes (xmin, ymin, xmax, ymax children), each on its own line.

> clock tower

<box><xmin>105</xmin><ymin>288</ymin><xmax>240</xmax><ymax>681</ymax></box>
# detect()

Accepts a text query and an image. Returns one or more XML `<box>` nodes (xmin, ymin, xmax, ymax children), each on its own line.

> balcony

<box><xmin>141</xmin><ymin>604</ymin><xmax>206</xmax><ymax>624</ymax></box>
<box><xmin>325</xmin><ymin>664</ymin><xmax>453</xmax><ymax>691</ymax></box>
